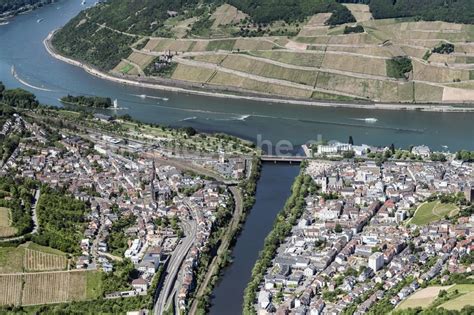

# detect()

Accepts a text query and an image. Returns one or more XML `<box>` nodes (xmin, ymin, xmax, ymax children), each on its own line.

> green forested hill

<box><xmin>82</xmin><ymin>0</ymin><xmax>202</xmax><ymax>36</ymax></box>
<box><xmin>51</xmin><ymin>12</ymin><xmax>136</xmax><ymax>70</ymax></box>
<box><xmin>51</xmin><ymin>0</ymin><xmax>356</xmax><ymax>70</ymax></box>
<box><xmin>66</xmin><ymin>0</ymin><xmax>354</xmax><ymax>36</ymax></box>
<box><xmin>51</xmin><ymin>0</ymin><xmax>474</xmax><ymax>75</ymax></box>
<box><xmin>0</xmin><ymin>0</ymin><xmax>53</xmax><ymax>15</ymax></box>
<box><xmin>338</xmin><ymin>0</ymin><xmax>474</xmax><ymax>25</ymax></box>
<box><xmin>228</xmin><ymin>0</ymin><xmax>355</xmax><ymax>25</ymax></box>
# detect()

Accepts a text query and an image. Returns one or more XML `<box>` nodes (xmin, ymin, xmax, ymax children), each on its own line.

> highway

<box><xmin>154</xmin><ymin>219</ymin><xmax>197</xmax><ymax>315</ymax></box>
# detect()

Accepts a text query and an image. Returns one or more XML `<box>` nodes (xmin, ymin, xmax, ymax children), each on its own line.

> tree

<box><xmin>2</xmin><ymin>88</ymin><xmax>39</xmax><ymax>108</ymax></box>
<box><xmin>390</xmin><ymin>143</ymin><xmax>395</xmax><ymax>154</ymax></box>
<box><xmin>335</xmin><ymin>223</ymin><xmax>342</xmax><ymax>233</ymax></box>
<box><xmin>182</xmin><ymin>127</ymin><xmax>197</xmax><ymax>137</ymax></box>
<box><xmin>348</xmin><ymin>136</ymin><xmax>354</xmax><ymax>145</ymax></box>
<box><xmin>343</xmin><ymin>151</ymin><xmax>355</xmax><ymax>159</ymax></box>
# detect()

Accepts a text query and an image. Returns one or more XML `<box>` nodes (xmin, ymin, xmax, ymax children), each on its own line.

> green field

<box><xmin>86</xmin><ymin>271</ymin><xmax>104</xmax><ymax>299</ymax></box>
<box><xmin>119</xmin><ymin>63</ymin><xmax>134</xmax><ymax>74</ymax></box>
<box><xmin>410</xmin><ymin>201</ymin><xmax>458</xmax><ymax>225</ymax></box>
<box><xmin>398</xmin><ymin>285</ymin><xmax>474</xmax><ymax>311</ymax></box>
<box><xmin>206</xmin><ymin>39</ymin><xmax>236</xmax><ymax>51</ymax></box>
<box><xmin>0</xmin><ymin>207</ymin><xmax>17</xmax><ymax>237</ymax></box>
<box><xmin>439</xmin><ymin>285</ymin><xmax>474</xmax><ymax>310</ymax></box>
<box><xmin>0</xmin><ymin>247</ymin><xmax>25</xmax><ymax>273</ymax></box>
<box><xmin>397</xmin><ymin>286</ymin><xmax>452</xmax><ymax>310</ymax></box>
<box><xmin>0</xmin><ymin>243</ymin><xmax>68</xmax><ymax>273</ymax></box>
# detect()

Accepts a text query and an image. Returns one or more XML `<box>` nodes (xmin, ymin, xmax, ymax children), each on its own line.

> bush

<box><xmin>344</xmin><ymin>25</ymin><xmax>364</xmax><ymax>34</ymax></box>
<box><xmin>386</xmin><ymin>56</ymin><xmax>413</xmax><ymax>79</ymax></box>
<box><xmin>433</xmin><ymin>43</ymin><xmax>455</xmax><ymax>55</ymax></box>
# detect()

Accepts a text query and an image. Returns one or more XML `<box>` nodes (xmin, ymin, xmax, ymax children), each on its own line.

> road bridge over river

<box><xmin>260</xmin><ymin>155</ymin><xmax>307</xmax><ymax>163</ymax></box>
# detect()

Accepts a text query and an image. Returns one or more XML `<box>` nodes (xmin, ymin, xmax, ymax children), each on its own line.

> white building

<box><xmin>258</xmin><ymin>290</ymin><xmax>271</xmax><ymax>309</ymax></box>
<box><xmin>369</xmin><ymin>252</ymin><xmax>384</xmax><ymax>272</ymax></box>
<box><xmin>317</xmin><ymin>142</ymin><xmax>352</xmax><ymax>155</ymax></box>
<box><xmin>412</xmin><ymin>145</ymin><xmax>431</xmax><ymax>157</ymax></box>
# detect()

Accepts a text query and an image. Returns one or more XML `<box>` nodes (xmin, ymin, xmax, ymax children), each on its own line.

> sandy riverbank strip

<box><xmin>43</xmin><ymin>31</ymin><xmax>474</xmax><ymax>112</ymax></box>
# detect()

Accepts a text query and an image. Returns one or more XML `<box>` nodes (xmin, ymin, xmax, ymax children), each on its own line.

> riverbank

<box><xmin>44</xmin><ymin>31</ymin><xmax>474</xmax><ymax>113</ymax></box>
<box><xmin>242</xmin><ymin>169</ymin><xmax>310</xmax><ymax>315</ymax></box>
<box><xmin>0</xmin><ymin>0</ymin><xmax>54</xmax><ymax>21</ymax></box>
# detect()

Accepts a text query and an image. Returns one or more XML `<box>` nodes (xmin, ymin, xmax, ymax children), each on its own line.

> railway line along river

<box><xmin>0</xmin><ymin>2</ymin><xmax>473</xmax><ymax>314</ymax></box>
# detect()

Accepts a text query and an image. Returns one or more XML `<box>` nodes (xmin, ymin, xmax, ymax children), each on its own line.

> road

<box><xmin>154</xmin><ymin>219</ymin><xmax>197</xmax><ymax>315</ymax></box>
<box><xmin>31</xmin><ymin>189</ymin><xmax>40</xmax><ymax>234</ymax></box>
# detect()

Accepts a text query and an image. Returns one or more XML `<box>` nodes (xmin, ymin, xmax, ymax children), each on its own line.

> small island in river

<box><xmin>60</xmin><ymin>94</ymin><xmax>112</xmax><ymax>108</ymax></box>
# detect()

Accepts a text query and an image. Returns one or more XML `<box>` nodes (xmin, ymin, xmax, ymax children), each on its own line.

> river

<box><xmin>0</xmin><ymin>2</ymin><xmax>473</xmax><ymax>314</ymax></box>
<box><xmin>210</xmin><ymin>163</ymin><xmax>300</xmax><ymax>315</ymax></box>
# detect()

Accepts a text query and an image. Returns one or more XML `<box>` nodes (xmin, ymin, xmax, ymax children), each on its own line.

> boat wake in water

<box><xmin>352</xmin><ymin>117</ymin><xmax>378</xmax><ymax>123</ymax></box>
<box><xmin>214</xmin><ymin>114</ymin><xmax>251</xmax><ymax>121</ymax></box>
<box><xmin>11</xmin><ymin>65</ymin><xmax>54</xmax><ymax>92</ymax></box>
<box><xmin>132</xmin><ymin>94</ymin><xmax>169</xmax><ymax>102</ymax></box>
<box><xmin>180</xmin><ymin>116</ymin><xmax>198</xmax><ymax>122</ymax></box>
<box><xmin>123</xmin><ymin>101</ymin><xmax>421</xmax><ymax>133</ymax></box>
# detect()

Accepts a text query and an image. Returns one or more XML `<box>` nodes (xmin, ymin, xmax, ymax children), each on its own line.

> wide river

<box><xmin>0</xmin><ymin>1</ymin><xmax>473</xmax><ymax>314</ymax></box>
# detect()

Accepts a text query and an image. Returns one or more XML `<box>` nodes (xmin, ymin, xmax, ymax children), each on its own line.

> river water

<box><xmin>1</xmin><ymin>2</ymin><xmax>473</xmax><ymax>314</ymax></box>
<box><xmin>1</xmin><ymin>0</ymin><xmax>473</xmax><ymax>152</ymax></box>
<box><xmin>209</xmin><ymin>163</ymin><xmax>300</xmax><ymax>315</ymax></box>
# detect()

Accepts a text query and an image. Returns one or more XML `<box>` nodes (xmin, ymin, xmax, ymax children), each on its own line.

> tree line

<box><xmin>229</xmin><ymin>0</ymin><xmax>355</xmax><ymax>25</ymax></box>
<box><xmin>0</xmin><ymin>83</ymin><xmax>39</xmax><ymax>109</ymax></box>
<box><xmin>337</xmin><ymin>0</ymin><xmax>474</xmax><ymax>24</ymax></box>
<box><xmin>0</xmin><ymin>176</ymin><xmax>36</xmax><ymax>237</ymax></box>
<box><xmin>60</xmin><ymin>95</ymin><xmax>112</xmax><ymax>108</ymax></box>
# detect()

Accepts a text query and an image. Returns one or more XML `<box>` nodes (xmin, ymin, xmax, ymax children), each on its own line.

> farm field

<box><xmin>398</xmin><ymin>284</ymin><xmax>474</xmax><ymax>311</ymax></box>
<box><xmin>439</xmin><ymin>284</ymin><xmax>474</xmax><ymax>310</ymax></box>
<box><xmin>0</xmin><ymin>242</ymin><xmax>68</xmax><ymax>273</ymax></box>
<box><xmin>397</xmin><ymin>285</ymin><xmax>453</xmax><ymax>310</ymax></box>
<box><xmin>0</xmin><ymin>247</ymin><xmax>24</xmax><ymax>273</ymax></box>
<box><xmin>410</xmin><ymin>201</ymin><xmax>459</xmax><ymax>225</ymax></box>
<box><xmin>219</xmin><ymin>55</ymin><xmax>318</xmax><ymax>86</ymax></box>
<box><xmin>0</xmin><ymin>274</ymin><xmax>22</xmax><ymax>306</ymax></box>
<box><xmin>209</xmin><ymin>72</ymin><xmax>312</xmax><ymax>99</ymax></box>
<box><xmin>0</xmin><ymin>270</ymin><xmax>101</xmax><ymax>306</ymax></box>
<box><xmin>0</xmin><ymin>207</ymin><xmax>17</xmax><ymax>237</ymax></box>
<box><xmin>23</xmin><ymin>248</ymin><xmax>67</xmax><ymax>271</ymax></box>
<box><xmin>170</xmin><ymin>64</ymin><xmax>215</xmax><ymax>83</ymax></box>
<box><xmin>101</xmin><ymin>4</ymin><xmax>474</xmax><ymax>103</ymax></box>
<box><xmin>210</xmin><ymin>4</ymin><xmax>247</xmax><ymax>29</ymax></box>
<box><xmin>249</xmin><ymin>51</ymin><xmax>325</xmax><ymax>68</ymax></box>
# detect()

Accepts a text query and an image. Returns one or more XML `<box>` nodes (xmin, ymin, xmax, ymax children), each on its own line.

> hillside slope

<box><xmin>51</xmin><ymin>0</ymin><xmax>355</xmax><ymax>70</ymax></box>
<box><xmin>367</xmin><ymin>0</ymin><xmax>474</xmax><ymax>25</ymax></box>
<box><xmin>50</xmin><ymin>1</ymin><xmax>474</xmax><ymax>104</ymax></box>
